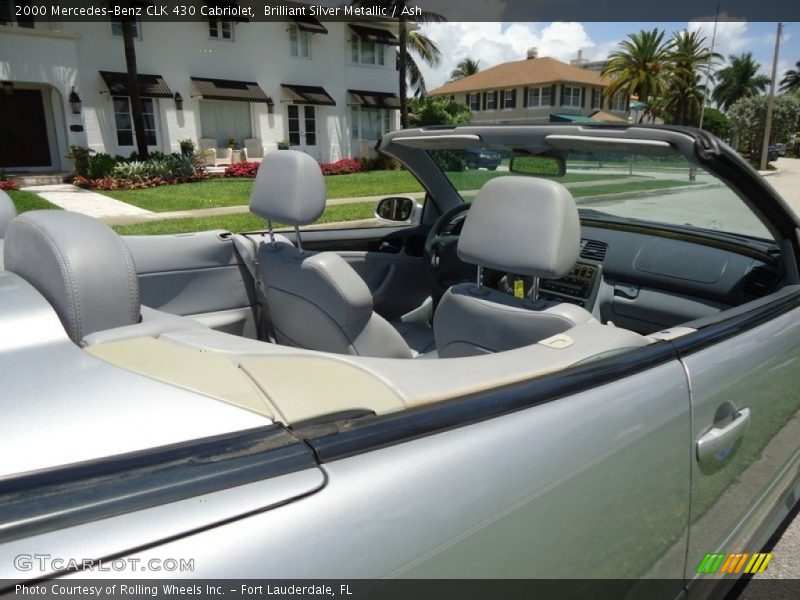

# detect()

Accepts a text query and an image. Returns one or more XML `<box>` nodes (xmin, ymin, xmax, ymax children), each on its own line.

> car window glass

<box><xmin>429</xmin><ymin>146</ymin><xmax>774</xmax><ymax>241</ymax></box>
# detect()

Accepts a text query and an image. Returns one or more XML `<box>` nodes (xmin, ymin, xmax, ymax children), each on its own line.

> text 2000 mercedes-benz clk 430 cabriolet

<box><xmin>1</xmin><ymin>125</ymin><xmax>799</xmax><ymax>597</ymax></box>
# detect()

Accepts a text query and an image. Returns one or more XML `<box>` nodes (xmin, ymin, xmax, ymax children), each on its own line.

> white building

<box><xmin>0</xmin><ymin>10</ymin><xmax>401</xmax><ymax>172</ymax></box>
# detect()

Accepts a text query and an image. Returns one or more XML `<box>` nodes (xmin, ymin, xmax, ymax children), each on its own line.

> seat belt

<box><xmin>231</xmin><ymin>234</ymin><xmax>276</xmax><ymax>342</ymax></box>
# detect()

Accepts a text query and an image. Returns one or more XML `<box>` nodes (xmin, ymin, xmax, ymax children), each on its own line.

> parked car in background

<box><xmin>465</xmin><ymin>147</ymin><xmax>502</xmax><ymax>170</ymax></box>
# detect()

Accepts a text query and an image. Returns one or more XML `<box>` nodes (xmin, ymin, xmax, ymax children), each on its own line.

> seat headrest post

<box><xmin>530</xmin><ymin>276</ymin><xmax>540</xmax><ymax>301</ymax></box>
<box><xmin>294</xmin><ymin>224</ymin><xmax>304</xmax><ymax>255</ymax></box>
<box><xmin>476</xmin><ymin>265</ymin><xmax>484</xmax><ymax>290</ymax></box>
<box><xmin>267</xmin><ymin>220</ymin><xmax>276</xmax><ymax>247</ymax></box>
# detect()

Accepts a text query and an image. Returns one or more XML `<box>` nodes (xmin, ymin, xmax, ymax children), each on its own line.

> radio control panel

<box><xmin>540</xmin><ymin>263</ymin><xmax>599</xmax><ymax>304</ymax></box>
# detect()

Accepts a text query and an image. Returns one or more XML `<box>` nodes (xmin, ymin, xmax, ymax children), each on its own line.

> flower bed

<box><xmin>0</xmin><ymin>180</ymin><xmax>19</xmax><ymax>191</ymax></box>
<box><xmin>71</xmin><ymin>173</ymin><xmax>209</xmax><ymax>191</ymax></box>
<box><xmin>320</xmin><ymin>158</ymin><xmax>364</xmax><ymax>175</ymax></box>
<box><xmin>224</xmin><ymin>161</ymin><xmax>260</xmax><ymax>178</ymax></box>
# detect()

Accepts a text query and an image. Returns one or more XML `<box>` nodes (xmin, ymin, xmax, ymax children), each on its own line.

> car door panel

<box><xmin>123</xmin><ymin>232</ymin><xmax>255</xmax><ymax>336</ymax></box>
<box><xmin>110</xmin><ymin>360</ymin><xmax>690</xmax><ymax>591</ymax></box>
<box><xmin>680</xmin><ymin>300</ymin><xmax>800</xmax><ymax>591</ymax></box>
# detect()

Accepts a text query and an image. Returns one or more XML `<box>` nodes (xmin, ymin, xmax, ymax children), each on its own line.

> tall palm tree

<box><xmin>120</xmin><ymin>17</ymin><xmax>149</xmax><ymax>159</ymax></box>
<box><xmin>712</xmin><ymin>52</ymin><xmax>771</xmax><ymax>111</ymax></box>
<box><xmin>667</xmin><ymin>30</ymin><xmax>720</xmax><ymax>125</ymax></box>
<box><xmin>601</xmin><ymin>28</ymin><xmax>675</xmax><ymax>122</ymax></box>
<box><xmin>352</xmin><ymin>1</ymin><xmax>444</xmax><ymax>128</ymax></box>
<box><xmin>780</xmin><ymin>61</ymin><xmax>800</xmax><ymax>93</ymax></box>
<box><xmin>449</xmin><ymin>57</ymin><xmax>480</xmax><ymax>81</ymax></box>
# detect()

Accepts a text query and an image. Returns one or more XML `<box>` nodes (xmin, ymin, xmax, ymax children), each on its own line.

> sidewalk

<box><xmin>20</xmin><ymin>184</ymin><xmax>152</xmax><ymax>220</ymax></box>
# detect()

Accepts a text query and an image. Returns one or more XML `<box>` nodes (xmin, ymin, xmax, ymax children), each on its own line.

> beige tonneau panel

<box><xmin>240</xmin><ymin>356</ymin><xmax>405</xmax><ymax>424</ymax></box>
<box><xmin>86</xmin><ymin>337</ymin><xmax>277</xmax><ymax>419</ymax></box>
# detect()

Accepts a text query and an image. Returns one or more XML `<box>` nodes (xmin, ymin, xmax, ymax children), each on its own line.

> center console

<box><xmin>539</xmin><ymin>263</ymin><xmax>600</xmax><ymax>308</ymax></box>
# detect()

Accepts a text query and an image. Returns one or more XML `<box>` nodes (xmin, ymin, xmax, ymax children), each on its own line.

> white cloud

<box><xmin>687</xmin><ymin>18</ymin><xmax>751</xmax><ymax>61</ymax></box>
<box><xmin>418</xmin><ymin>21</ymin><xmax>600</xmax><ymax>91</ymax></box>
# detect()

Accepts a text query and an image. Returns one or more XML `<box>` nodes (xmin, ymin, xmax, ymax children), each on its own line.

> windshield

<box><xmin>429</xmin><ymin>145</ymin><xmax>774</xmax><ymax>241</ymax></box>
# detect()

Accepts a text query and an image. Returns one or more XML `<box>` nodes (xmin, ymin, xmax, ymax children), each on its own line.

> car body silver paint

<box><xmin>0</xmin><ymin>272</ymin><xmax>270</xmax><ymax>478</ymax></box>
<box><xmin>104</xmin><ymin>361</ymin><xmax>689</xmax><ymax>584</ymax></box>
<box><xmin>0</xmin><ymin>468</ymin><xmax>325</xmax><ymax>582</ymax></box>
<box><xmin>682</xmin><ymin>306</ymin><xmax>800</xmax><ymax>584</ymax></box>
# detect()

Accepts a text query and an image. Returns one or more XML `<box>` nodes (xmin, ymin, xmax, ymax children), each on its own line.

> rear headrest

<box><xmin>457</xmin><ymin>177</ymin><xmax>580</xmax><ymax>279</ymax></box>
<box><xmin>250</xmin><ymin>150</ymin><xmax>326</xmax><ymax>226</ymax></box>
<box><xmin>4</xmin><ymin>211</ymin><xmax>141</xmax><ymax>343</ymax></box>
<box><xmin>0</xmin><ymin>189</ymin><xmax>16</xmax><ymax>238</ymax></box>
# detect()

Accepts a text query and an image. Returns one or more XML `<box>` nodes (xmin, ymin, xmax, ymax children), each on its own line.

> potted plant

<box><xmin>66</xmin><ymin>146</ymin><xmax>95</xmax><ymax>176</ymax></box>
<box><xmin>179</xmin><ymin>139</ymin><xmax>195</xmax><ymax>157</ymax></box>
<box><xmin>277</xmin><ymin>139</ymin><xmax>290</xmax><ymax>150</ymax></box>
<box><xmin>227</xmin><ymin>137</ymin><xmax>237</xmax><ymax>150</ymax></box>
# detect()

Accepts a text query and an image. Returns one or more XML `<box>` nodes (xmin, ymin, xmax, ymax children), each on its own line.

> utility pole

<box><xmin>698</xmin><ymin>0</ymin><xmax>720</xmax><ymax>131</ymax></box>
<box><xmin>760</xmin><ymin>22</ymin><xmax>783</xmax><ymax>171</ymax></box>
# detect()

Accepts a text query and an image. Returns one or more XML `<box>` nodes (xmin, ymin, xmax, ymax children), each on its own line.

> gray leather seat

<box><xmin>3</xmin><ymin>210</ymin><xmax>206</xmax><ymax>346</ymax></box>
<box><xmin>0</xmin><ymin>189</ymin><xmax>17</xmax><ymax>269</ymax></box>
<box><xmin>434</xmin><ymin>176</ymin><xmax>596</xmax><ymax>358</ymax></box>
<box><xmin>250</xmin><ymin>151</ymin><xmax>426</xmax><ymax>358</ymax></box>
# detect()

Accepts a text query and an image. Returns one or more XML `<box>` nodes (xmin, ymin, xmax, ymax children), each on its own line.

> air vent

<box><xmin>579</xmin><ymin>239</ymin><xmax>608</xmax><ymax>262</ymax></box>
<box><xmin>742</xmin><ymin>265</ymin><xmax>778</xmax><ymax>298</ymax></box>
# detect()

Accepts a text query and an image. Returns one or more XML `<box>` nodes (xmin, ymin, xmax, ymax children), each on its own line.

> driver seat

<box><xmin>250</xmin><ymin>151</ymin><xmax>431</xmax><ymax>358</ymax></box>
<box><xmin>434</xmin><ymin>176</ymin><xmax>596</xmax><ymax>358</ymax></box>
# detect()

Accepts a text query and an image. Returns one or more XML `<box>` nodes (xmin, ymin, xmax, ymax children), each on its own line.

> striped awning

<box><xmin>348</xmin><ymin>24</ymin><xmax>399</xmax><ymax>46</ymax></box>
<box><xmin>99</xmin><ymin>71</ymin><xmax>173</xmax><ymax>98</ymax></box>
<box><xmin>281</xmin><ymin>84</ymin><xmax>336</xmax><ymax>106</ymax></box>
<box><xmin>349</xmin><ymin>89</ymin><xmax>401</xmax><ymax>109</ymax></box>
<box><xmin>291</xmin><ymin>15</ymin><xmax>328</xmax><ymax>34</ymax></box>
<box><xmin>191</xmin><ymin>77</ymin><xmax>272</xmax><ymax>104</ymax></box>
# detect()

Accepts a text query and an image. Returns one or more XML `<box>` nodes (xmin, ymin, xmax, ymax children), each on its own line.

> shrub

<box><xmin>431</xmin><ymin>150</ymin><xmax>466</xmax><ymax>172</ymax></box>
<box><xmin>86</xmin><ymin>153</ymin><xmax>119</xmax><ymax>179</ymax></box>
<box><xmin>179</xmin><ymin>139</ymin><xmax>195</xmax><ymax>156</ymax></box>
<box><xmin>361</xmin><ymin>154</ymin><xmax>402</xmax><ymax>171</ymax></box>
<box><xmin>319</xmin><ymin>158</ymin><xmax>364</xmax><ymax>176</ymax></box>
<box><xmin>224</xmin><ymin>161</ymin><xmax>260</xmax><ymax>178</ymax></box>
<box><xmin>0</xmin><ymin>180</ymin><xmax>19</xmax><ymax>191</ymax></box>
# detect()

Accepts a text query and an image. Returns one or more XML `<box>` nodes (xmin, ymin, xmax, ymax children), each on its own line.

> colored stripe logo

<box><xmin>697</xmin><ymin>552</ymin><xmax>773</xmax><ymax>574</ymax></box>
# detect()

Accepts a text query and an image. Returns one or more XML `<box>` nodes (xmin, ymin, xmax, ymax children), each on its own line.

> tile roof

<box><xmin>430</xmin><ymin>57</ymin><xmax>607</xmax><ymax>96</ymax></box>
<box><xmin>191</xmin><ymin>77</ymin><xmax>272</xmax><ymax>103</ymax></box>
<box><xmin>99</xmin><ymin>71</ymin><xmax>173</xmax><ymax>98</ymax></box>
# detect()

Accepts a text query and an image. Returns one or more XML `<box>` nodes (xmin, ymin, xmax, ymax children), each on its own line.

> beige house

<box><xmin>429</xmin><ymin>52</ymin><xmax>629</xmax><ymax>125</ymax></box>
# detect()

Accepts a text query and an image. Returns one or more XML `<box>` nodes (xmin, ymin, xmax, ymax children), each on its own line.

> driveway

<box><xmin>766</xmin><ymin>157</ymin><xmax>800</xmax><ymax>213</ymax></box>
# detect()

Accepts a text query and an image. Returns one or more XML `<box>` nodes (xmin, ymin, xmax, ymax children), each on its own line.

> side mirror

<box><xmin>375</xmin><ymin>196</ymin><xmax>421</xmax><ymax>223</ymax></box>
<box><xmin>510</xmin><ymin>154</ymin><xmax>566</xmax><ymax>177</ymax></box>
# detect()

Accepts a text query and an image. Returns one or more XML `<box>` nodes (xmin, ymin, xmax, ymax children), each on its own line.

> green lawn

<box><xmin>102</xmin><ymin>170</ymin><xmax>631</xmax><ymax>213</ymax></box>
<box><xmin>114</xmin><ymin>179</ymin><xmax>694</xmax><ymax>236</ymax></box>
<box><xmin>6</xmin><ymin>189</ymin><xmax>60</xmax><ymax>212</ymax></box>
<box><xmin>114</xmin><ymin>201</ymin><xmax>377</xmax><ymax>236</ymax></box>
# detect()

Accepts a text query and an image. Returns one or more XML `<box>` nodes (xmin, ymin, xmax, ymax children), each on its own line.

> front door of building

<box><xmin>287</xmin><ymin>104</ymin><xmax>318</xmax><ymax>159</ymax></box>
<box><xmin>0</xmin><ymin>89</ymin><xmax>51</xmax><ymax>168</ymax></box>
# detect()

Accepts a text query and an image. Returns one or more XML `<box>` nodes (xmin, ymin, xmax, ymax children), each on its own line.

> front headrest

<box><xmin>250</xmin><ymin>150</ymin><xmax>326</xmax><ymax>225</ymax></box>
<box><xmin>0</xmin><ymin>189</ymin><xmax>17</xmax><ymax>238</ymax></box>
<box><xmin>4</xmin><ymin>211</ymin><xmax>141</xmax><ymax>343</ymax></box>
<box><xmin>457</xmin><ymin>176</ymin><xmax>580</xmax><ymax>279</ymax></box>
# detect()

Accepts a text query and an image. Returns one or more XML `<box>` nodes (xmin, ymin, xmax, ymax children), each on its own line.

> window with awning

<box><xmin>99</xmin><ymin>71</ymin><xmax>173</xmax><ymax>98</ymax></box>
<box><xmin>291</xmin><ymin>15</ymin><xmax>328</xmax><ymax>34</ymax></box>
<box><xmin>191</xmin><ymin>77</ymin><xmax>273</xmax><ymax>104</ymax></box>
<box><xmin>281</xmin><ymin>84</ymin><xmax>336</xmax><ymax>106</ymax></box>
<box><xmin>348</xmin><ymin>24</ymin><xmax>399</xmax><ymax>45</ymax></box>
<box><xmin>348</xmin><ymin>90</ymin><xmax>400</xmax><ymax>109</ymax></box>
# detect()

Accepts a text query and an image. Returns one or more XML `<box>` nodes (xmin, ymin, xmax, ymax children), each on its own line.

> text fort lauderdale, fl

<box><xmin>264</xmin><ymin>4</ymin><xmax>422</xmax><ymax>17</ymax></box>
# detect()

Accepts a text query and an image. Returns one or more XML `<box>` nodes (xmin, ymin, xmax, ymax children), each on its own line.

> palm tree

<box><xmin>352</xmin><ymin>1</ymin><xmax>444</xmax><ymax>128</ymax></box>
<box><xmin>601</xmin><ymin>29</ymin><xmax>676</xmax><ymax>122</ymax></box>
<box><xmin>120</xmin><ymin>17</ymin><xmax>149</xmax><ymax>159</ymax></box>
<box><xmin>405</xmin><ymin>28</ymin><xmax>442</xmax><ymax>99</ymax></box>
<box><xmin>667</xmin><ymin>30</ymin><xmax>720</xmax><ymax>125</ymax></box>
<box><xmin>780</xmin><ymin>61</ymin><xmax>800</xmax><ymax>93</ymax></box>
<box><xmin>449</xmin><ymin>57</ymin><xmax>480</xmax><ymax>81</ymax></box>
<box><xmin>712</xmin><ymin>52</ymin><xmax>771</xmax><ymax>111</ymax></box>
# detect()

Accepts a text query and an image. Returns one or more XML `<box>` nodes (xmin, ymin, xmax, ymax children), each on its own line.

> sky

<box><xmin>418</xmin><ymin>21</ymin><xmax>800</xmax><ymax>92</ymax></box>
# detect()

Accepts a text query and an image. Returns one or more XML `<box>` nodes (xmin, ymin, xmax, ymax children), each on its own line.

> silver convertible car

<box><xmin>1</xmin><ymin>125</ymin><xmax>799</xmax><ymax>597</ymax></box>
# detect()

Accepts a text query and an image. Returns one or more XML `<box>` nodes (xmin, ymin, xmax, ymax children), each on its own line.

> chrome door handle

<box><xmin>696</xmin><ymin>408</ymin><xmax>750</xmax><ymax>464</ymax></box>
